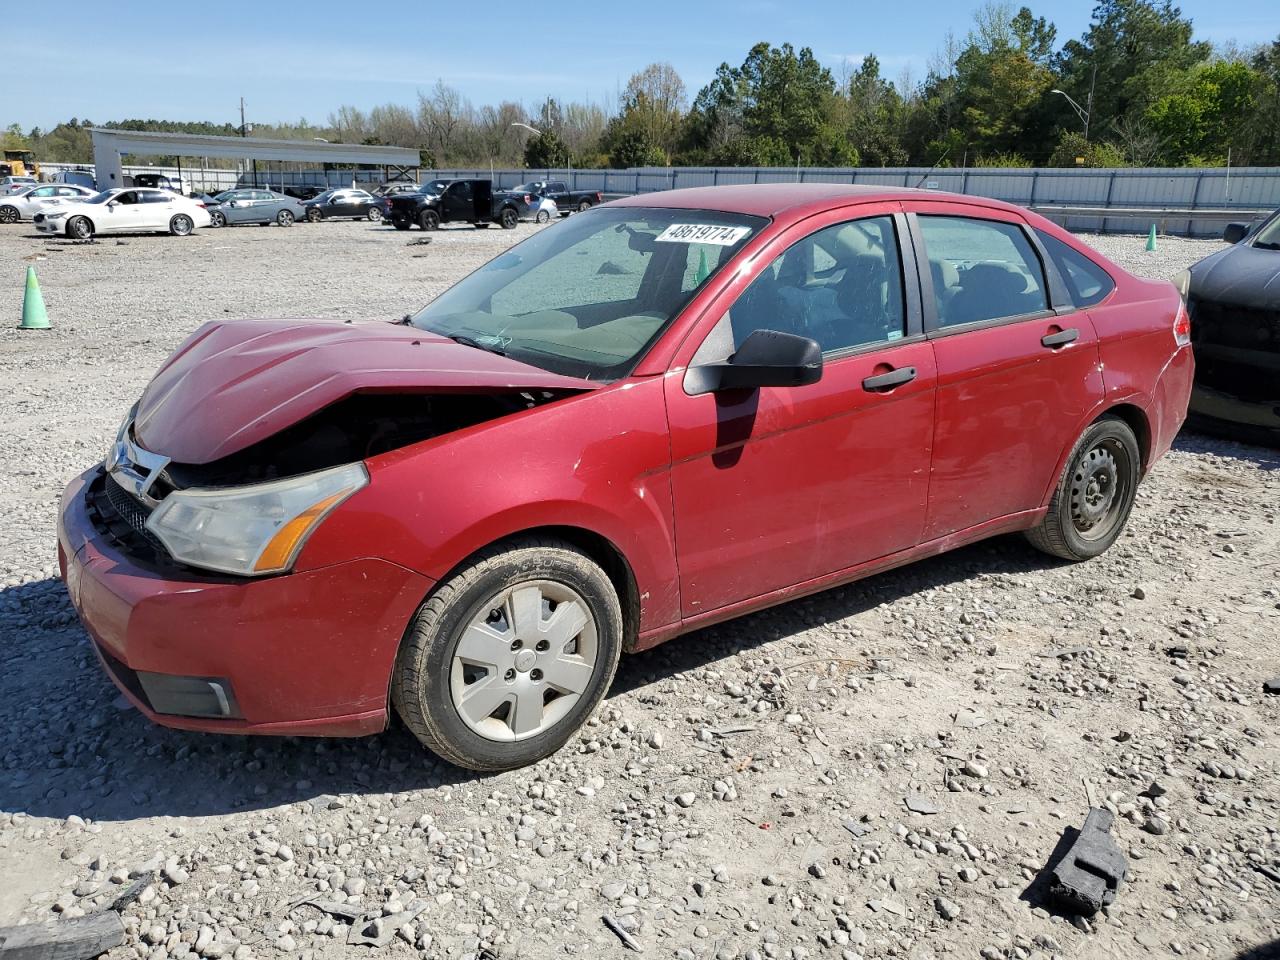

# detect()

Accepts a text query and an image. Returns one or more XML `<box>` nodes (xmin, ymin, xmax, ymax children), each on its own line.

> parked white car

<box><xmin>530</xmin><ymin>196</ymin><xmax>559</xmax><ymax>224</ymax></box>
<box><xmin>34</xmin><ymin>188</ymin><xmax>211</xmax><ymax>238</ymax></box>
<box><xmin>0</xmin><ymin>176</ymin><xmax>39</xmax><ymax>196</ymax></box>
<box><xmin>0</xmin><ymin>184</ymin><xmax>97</xmax><ymax>223</ymax></box>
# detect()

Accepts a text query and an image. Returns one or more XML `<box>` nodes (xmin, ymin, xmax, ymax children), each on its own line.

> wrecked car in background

<box><xmin>1182</xmin><ymin>210</ymin><xmax>1280</xmax><ymax>445</ymax></box>
<box><xmin>59</xmin><ymin>183</ymin><xmax>1193</xmax><ymax>773</ymax></box>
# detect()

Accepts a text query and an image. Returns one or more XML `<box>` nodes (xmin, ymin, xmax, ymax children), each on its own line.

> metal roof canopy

<box><xmin>90</xmin><ymin>128</ymin><xmax>418</xmax><ymax>189</ymax></box>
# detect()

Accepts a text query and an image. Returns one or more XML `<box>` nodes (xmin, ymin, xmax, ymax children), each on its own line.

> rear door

<box><xmin>665</xmin><ymin>205</ymin><xmax>938</xmax><ymax>617</ymax></box>
<box><xmin>906</xmin><ymin>204</ymin><xmax>1105</xmax><ymax>540</ymax></box>
<box><xmin>137</xmin><ymin>189</ymin><xmax>175</xmax><ymax>229</ymax></box>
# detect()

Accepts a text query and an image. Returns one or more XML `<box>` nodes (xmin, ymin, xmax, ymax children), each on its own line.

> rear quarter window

<box><xmin>1036</xmin><ymin>230</ymin><xmax>1115</xmax><ymax>308</ymax></box>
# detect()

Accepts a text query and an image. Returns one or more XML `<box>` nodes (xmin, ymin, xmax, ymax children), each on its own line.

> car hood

<box><xmin>1189</xmin><ymin>244</ymin><xmax>1280</xmax><ymax>310</ymax></box>
<box><xmin>132</xmin><ymin>318</ymin><xmax>598</xmax><ymax>464</ymax></box>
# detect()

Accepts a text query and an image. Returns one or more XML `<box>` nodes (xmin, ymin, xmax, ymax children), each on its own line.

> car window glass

<box><xmin>57</xmin><ymin>187</ymin><xmax>79</xmax><ymax>196</ymax></box>
<box><xmin>33</xmin><ymin>186</ymin><xmax>56</xmax><ymax>197</ymax></box>
<box><xmin>140</xmin><ymin>191</ymin><xmax>169</xmax><ymax>203</ymax></box>
<box><xmin>114</xmin><ymin>191</ymin><xmax>138</xmax><ymax>205</ymax></box>
<box><xmin>1035</xmin><ymin>230</ymin><xmax>1115</xmax><ymax>307</ymax></box>
<box><xmin>725</xmin><ymin>215</ymin><xmax>907</xmax><ymax>355</ymax></box>
<box><xmin>918</xmin><ymin>216</ymin><xmax>1048</xmax><ymax>327</ymax></box>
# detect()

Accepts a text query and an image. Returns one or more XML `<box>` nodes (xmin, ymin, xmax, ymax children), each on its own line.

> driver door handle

<box><xmin>862</xmin><ymin>366</ymin><xmax>917</xmax><ymax>392</ymax></box>
<box><xmin>1041</xmin><ymin>327</ymin><xmax>1079</xmax><ymax>348</ymax></box>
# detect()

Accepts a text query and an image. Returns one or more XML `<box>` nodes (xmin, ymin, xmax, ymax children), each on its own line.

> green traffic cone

<box><xmin>1145</xmin><ymin>223</ymin><xmax>1158</xmax><ymax>252</ymax></box>
<box><xmin>18</xmin><ymin>266</ymin><xmax>50</xmax><ymax>330</ymax></box>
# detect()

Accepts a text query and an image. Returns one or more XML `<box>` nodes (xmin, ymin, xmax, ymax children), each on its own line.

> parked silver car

<box><xmin>205</xmin><ymin>189</ymin><xmax>307</xmax><ymax>228</ymax></box>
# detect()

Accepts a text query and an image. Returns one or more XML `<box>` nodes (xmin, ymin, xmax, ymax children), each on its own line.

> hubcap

<box><xmin>1069</xmin><ymin>439</ymin><xmax>1129</xmax><ymax>540</ymax></box>
<box><xmin>449</xmin><ymin>581</ymin><xmax>597</xmax><ymax>742</ymax></box>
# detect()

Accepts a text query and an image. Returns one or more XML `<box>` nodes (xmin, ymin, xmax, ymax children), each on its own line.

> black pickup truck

<box><xmin>504</xmin><ymin>179</ymin><xmax>602</xmax><ymax>214</ymax></box>
<box><xmin>387</xmin><ymin>179</ymin><xmax>525</xmax><ymax>231</ymax></box>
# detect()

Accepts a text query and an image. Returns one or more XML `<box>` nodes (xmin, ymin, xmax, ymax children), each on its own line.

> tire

<box><xmin>67</xmin><ymin>216</ymin><xmax>93</xmax><ymax>240</ymax></box>
<box><xmin>535</xmin><ymin>210</ymin><xmax>550</xmax><ymax>224</ymax></box>
<box><xmin>576</xmin><ymin>199</ymin><xmax>591</xmax><ymax>213</ymax></box>
<box><xmin>418</xmin><ymin>209</ymin><xmax>440</xmax><ymax>231</ymax></box>
<box><xmin>276</xmin><ymin>209</ymin><xmax>295</xmax><ymax>227</ymax></box>
<box><xmin>0</xmin><ymin>205</ymin><xmax>18</xmax><ymax>224</ymax></box>
<box><xmin>1025</xmin><ymin>416</ymin><xmax>1141</xmax><ymax>562</ymax></box>
<box><xmin>392</xmin><ymin>537</ymin><xmax>623</xmax><ymax>771</ymax></box>
<box><xmin>367</xmin><ymin>207</ymin><xmax>383</xmax><ymax>222</ymax></box>
<box><xmin>392</xmin><ymin>217</ymin><xmax>411</xmax><ymax>231</ymax></box>
<box><xmin>307</xmin><ymin>208</ymin><xmax>323</xmax><ymax>223</ymax></box>
<box><xmin>169</xmin><ymin>214</ymin><xmax>194</xmax><ymax>236</ymax></box>
<box><xmin>499</xmin><ymin>206</ymin><xmax>518</xmax><ymax>229</ymax></box>
<box><xmin>208</xmin><ymin>210</ymin><xmax>226</xmax><ymax>228</ymax></box>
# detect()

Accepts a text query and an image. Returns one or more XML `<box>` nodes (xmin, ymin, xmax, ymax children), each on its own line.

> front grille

<box><xmin>86</xmin><ymin>470</ymin><xmax>172</xmax><ymax>567</ymax></box>
<box><xmin>33</xmin><ymin>213</ymin><xmax>44</xmax><ymax>224</ymax></box>
<box><xmin>1190</xmin><ymin>298</ymin><xmax>1280</xmax><ymax>353</ymax></box>
<box><xmin>104</xmin><ymin>474</ymin><xmax>163</xmax><ymax>548</ymax></box>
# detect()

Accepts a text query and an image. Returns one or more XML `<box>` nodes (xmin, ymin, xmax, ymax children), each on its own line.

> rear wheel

<box><xmin>367</xmin><ymin>207</ymin><xmax>383</xmax><ymax>222</ymax></box>
<box><xmin>499</xmin><ymin>206</ymin><xmax>518</xmax><ymax>229</ymax></box>
<box><xmin>0</xmin><ymin>205</ymin><xmax>18</xmax><ymax>224</ymax></box>
<box><xmin>392</xmin><ymin>537</ymin><xmax>623</xmax><ymax>771</ymax></box>
<box><xmin>392</xmin><ymin>217</ymin><xmax>411</xmax><ymax>231</ymax></box>
<box><xmin>418</xmin><ymin>209</ymin><xmax>440</xmax><ymax>231</ymax></box>
<box><xmin>576</xmin><ymin>199</ymin><xmax>591</xmax><ymax>213</ymax></box>
<box><xmin>169</xmin><ymin>214</ymin><xmax>194</xmax><ymax>236</ymax></box>
<box><xmin>67</xmin><ymin>216</ymin><xmax>93</xmax><ymax>240</ymax></box>
<box><xmin>276</xmin><ymin>209</ymin><xmax>295</xmax><ymax>227</ymax></box>
<box><xmin>1025</xmin><ymin>416</ymin><xmax>1140</xmax><ymax>561</ymax></box>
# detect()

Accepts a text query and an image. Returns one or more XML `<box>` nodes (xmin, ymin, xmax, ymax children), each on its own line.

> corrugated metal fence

<box><xmin>40</xmin><ymin>162</ymin><xmax>1280</xmax><ymax>236</ymax></box>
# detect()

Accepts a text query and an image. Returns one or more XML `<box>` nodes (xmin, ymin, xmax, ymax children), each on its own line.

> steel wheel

<box><xmin>68</xmin><ymin>216</ymin><xmax>93</xmax><ymax>240</ymax></box>
<box><xmin>1068</xmin><ymin>437</ymin><xmax>1132</xmax><ymax>542</ymax></box>
<box><xmin>276</xmin><ymin>209</ymin><xmax>294</xmax><ymax>226</ymax></box>
<box><xmin>449</xmin><ymin>580</ymin><xmax>598</xmax><ymax>742</ymax></box>
<box><xmin>0</xmin><ymin>205</ymin><xmax>18</xmax><ymax>224</ymax></box>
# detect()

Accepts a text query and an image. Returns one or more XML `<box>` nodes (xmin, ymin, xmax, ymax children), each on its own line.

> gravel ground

<box><xmin>1</xmin><ymin>217</ymin><xmax>1278</xmax><ymax>960</ymax></box>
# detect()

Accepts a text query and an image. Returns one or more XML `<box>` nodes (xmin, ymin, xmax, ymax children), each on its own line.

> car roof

<box><xmin>608</xmin><ymin>183</ymin><xmax>1023</xmax><ymax>221</ymax></box>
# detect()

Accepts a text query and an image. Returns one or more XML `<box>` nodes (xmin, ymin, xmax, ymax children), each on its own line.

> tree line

<box><xmin>7</xmin><ymin>1</ymin><xmax>1280</xmax><ymax>171</ymax></box>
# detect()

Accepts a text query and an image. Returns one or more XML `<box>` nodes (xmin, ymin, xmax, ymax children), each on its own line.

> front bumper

<box><xmin>35</xmin><ymin>218</ymin><xmax>61</xmax><ymax>233</ymax></box>
<box><xmin>58</xmin><ymin>467</ymin><xmax>434</xmax><ymax>736</ymax></box>
<box><xmin>1188</xmin><ymin>384</ymin><xmax>1280</xmax><ymax>446</ymax></box>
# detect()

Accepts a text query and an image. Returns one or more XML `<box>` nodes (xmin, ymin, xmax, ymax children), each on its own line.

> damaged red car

<box><xmin>58</xmin><ymin>184</ymin><xmax>1193</xmax><ymax>771</ymax></box>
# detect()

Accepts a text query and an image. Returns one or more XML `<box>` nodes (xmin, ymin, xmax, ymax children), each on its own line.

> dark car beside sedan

<box><xmin>301</xmin><ymin>189</ymin><xmax>384</xmax><ymax>222</ymax></box>
<box><xmin>1183</xmin><ymin>210</ymin><xmax>1280</xmax><ymax>445</ymax></box>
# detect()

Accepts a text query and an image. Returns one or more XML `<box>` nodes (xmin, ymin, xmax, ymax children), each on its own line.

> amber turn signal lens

<box><xmin>253</xmin><ymin>491</ymin><xmax>348</xmax><ymax>573</ymax></box>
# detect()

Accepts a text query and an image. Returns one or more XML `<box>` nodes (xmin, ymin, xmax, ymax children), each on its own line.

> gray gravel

<box><xmin>1</xmin><ymin>218</ymin><xmax>1278</xmax><ymax>960</ymax></box>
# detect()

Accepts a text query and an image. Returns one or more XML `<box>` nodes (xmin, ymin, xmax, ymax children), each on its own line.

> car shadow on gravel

<box><xmin>611</xmin><ymin>532</ymin><xmax>1064</xmax><ymax>696</ymax></box>
<box><xmin>0</xmin><ymin>533</ymin><xmax>1059</xmax><ymax>823</ymax></box>
<box><xmin>1176</xmin><ymin>429</ymin><xmax>1279</xmax><ymax>470</ymax></box>
<box><xmin>1236</xmin><ymin>941</ymin><xmax>1280</xmax><ymax>960</ymax></box>
<box><xmin>0</xmin><ymin>579</ymin><xmax>479</xmax><ymax>824</ymax></box>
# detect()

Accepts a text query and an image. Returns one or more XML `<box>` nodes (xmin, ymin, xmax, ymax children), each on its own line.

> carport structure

<box><xmin>89</xmin><ymin>129</ymin><xmax>419</xmax><ymax>191</ymax></box>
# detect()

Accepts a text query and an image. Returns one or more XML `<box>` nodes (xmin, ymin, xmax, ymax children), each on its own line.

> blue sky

<box><xmin>11</xmin><ymin>0</ymin><xmax>1279</xmax><ymax>130</ymax></box>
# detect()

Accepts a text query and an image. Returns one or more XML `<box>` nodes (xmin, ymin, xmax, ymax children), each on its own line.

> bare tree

<box><xmin>327</xmin><ymin>105</ymin><xmax>368</xmax><ymax>142</ymax></box>
<box><xmin>620</xmin><ymin>63</ymin><xmax>688</xmax><ymax>154</ymax></box>
<box><xmin>417</xmin><ymin>81</ymin><xmax>472</xmax><ymax>164</ymax></box>
<box><xmin>1111</xmin><ymin>114</ymin><xmax>1164</xmax><ymax>166</ymax></box>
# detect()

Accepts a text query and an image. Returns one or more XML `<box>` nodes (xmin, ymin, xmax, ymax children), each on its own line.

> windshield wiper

<box><xmin>446</xmin><ymin>333</ymin><xmax>506</xmax><ymax>356</ymax></box>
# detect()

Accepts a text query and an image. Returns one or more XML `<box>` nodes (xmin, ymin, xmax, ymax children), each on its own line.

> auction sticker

<box><xmin>655</xmin><ymin>223</ymin><xmax>752</xmax><ymax>245</ymax></box>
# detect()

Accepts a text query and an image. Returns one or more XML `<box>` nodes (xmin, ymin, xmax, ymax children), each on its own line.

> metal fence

<box><xmin>39</xmin><ymin>161</ymin><xmax>1280</xmax><ymax>236</ymax></box>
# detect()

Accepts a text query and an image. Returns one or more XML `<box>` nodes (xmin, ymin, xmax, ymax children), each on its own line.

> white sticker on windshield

<box><xmin>655</xmin><ymin>223</ymin><xmax>751</xmax><ymax>246</ymax></box>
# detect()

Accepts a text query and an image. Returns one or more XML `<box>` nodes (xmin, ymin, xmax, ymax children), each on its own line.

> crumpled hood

<box><xmin>133</xmin><ymin>318</ymin><xmax>596</xmax><ymax>464</ymax></box>
<box><xmin>1190</xmin><ymin>244</ymin><xmax>1280</xmax><ymax>310</ymax></box>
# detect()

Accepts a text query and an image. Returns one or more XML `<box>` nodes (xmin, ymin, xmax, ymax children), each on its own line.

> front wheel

<box><xmin>418</xmin><ymin>209</ymin><xmax>440</xmax><ymax>231</ymax></box>
<box><xmin>392</xmin><ymin>537</ymin><xmax>623</xmax><ymax>771</ymax></box>
<box><xmin>307</xmin><ymin>208</ymin><xmax>323</xmax><ymax>222</ymax></box>
<box><xmin>276</xmin><ymin>209</ymin><xmax>295</xmax><ymax>227</ymax></box>
<box><xmin>498</xmin><ymin>207</ymin><xmax>518</xmax><ymax>229</ymax></box>
<box><xmin>67</xmin><ymin>216</ymin><xmax>93</xmax><ymax>240</ymax></box>
<box><xmin>535</xmin><ymin>210</ymin><xmax>550</xmax><ymax>224</ymax></box>
<box><xmin>1025</xmin><ymin>416</ymin><xmax>1141</xmax><ymax>561</ymax></box>
<box><xmin>208</xmin><ymin>210</ymin><xmax>226</xmax><ymax>228</ymax></box>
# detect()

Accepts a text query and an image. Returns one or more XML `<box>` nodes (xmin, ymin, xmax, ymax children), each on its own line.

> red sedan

<box><xmin>58</xmin><ymin>184</ymin><xmax>1193</xmax><ymax>771</ymax></box>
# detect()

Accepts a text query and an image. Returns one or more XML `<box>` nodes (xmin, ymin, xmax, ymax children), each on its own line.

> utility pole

<box><xmin>1084</xmin><ymin>64</ymin><xmax>1097</xmax><ymax>143</ymax></box>
<box><xmin>239</xmin><ymin>96</ymin><xmax>258</xmax><ymax>188</ymax></box>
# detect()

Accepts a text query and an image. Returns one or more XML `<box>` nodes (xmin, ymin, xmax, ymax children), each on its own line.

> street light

<box><xmin>1050</xmin><ymin>89</ymin><xmax>1091</xmax><ymax>141</ymax></box>
<box><xmin>510</xmin><ymin>122</ymin><xmax>541</xmax><ymax>136</ymax></box>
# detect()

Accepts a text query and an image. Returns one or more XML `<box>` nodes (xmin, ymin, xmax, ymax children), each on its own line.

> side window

<box><xmin>725</xmin><ymin>216</ymin><xmax>907</xmax><ymax>355</ymax></box>
<box><xmin>450</xmin><ymin>182</ymin><xmax>473</xmax><ymax>201</ymax></box>
<box><xmin>114</xmin><ymin>191</ymin><xmax>138</xmax><ymax>205</ymax></box>
<box><xmin>33</xmin><ymin>186</ymin><xmax>57</xmax><ymax>197</ymax></box>
<box><xmin>1036</xmin><ymin>230</ymin><xmax>1115</xmax><ymax>308</ymax></box>
<box><xmin>140</xmin><ymin>190</ymin><xmax>170</xmax><ymax>203</ymax></box>
<box><xmin>918</xmin><ymin>216</ymin><xmax>1048</xmax><ymax>328</ymax></box>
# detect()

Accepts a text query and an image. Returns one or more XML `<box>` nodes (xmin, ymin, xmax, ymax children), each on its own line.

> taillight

<box><xmin>524</xmin><ymin>194</ymin><xmax>532</xmax><ymax>203</ymax></box>
<box><xmin>1173</xmin><ymin>302</ymin><xmax>1191</xmax><ymax>347</ymax></box>
<box><xmin>595</xmin><ymin>192</ymin><xmax>602</xmax><ymax>203</ymax></box>
<box><xmin>196</xmin><ymin>202</ymin><xmax>206</xmax><ymax>208</ymax></box>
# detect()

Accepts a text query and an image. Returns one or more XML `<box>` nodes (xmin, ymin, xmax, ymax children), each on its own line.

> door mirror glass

<box><xmin>1222</xmin><ymin>222</ymin><xmax>1248</xmax><ymax>244</ymax></box>
<box><xmin>685</xmin><ymin>329</ymin><xmax>823</xmax><ymax>395</ymax></box>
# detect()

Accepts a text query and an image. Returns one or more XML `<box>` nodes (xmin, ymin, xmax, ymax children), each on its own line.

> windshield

<box><xmin>1252</xmin><ymin>212</ymin><xmax>1280</xmax><ymax>250</ymax></box>
<box><xmin>214</xmin><ymin>190</ymin><xmax>236</xmax><ymax>201</ymax></box>
<box><xmin>410</xmin><ymin>206</ymin><xmax>766</xmax><ymax>381</ymax></box>
<box><xmin>312</xmin><ymin>190</ymin><xmax>334</xmax><ymax>202</ymax></box>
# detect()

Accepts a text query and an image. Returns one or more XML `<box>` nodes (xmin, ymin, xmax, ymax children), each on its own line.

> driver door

<box><xmin>443</xmin><ymin>181</ymin><xmax>473</xmax><ymax>221</ymax></box>
<box><xmin>102</xmin><ymin>191</ymin><xmax>144</xmax><ymax>233</ymax></box>
<box><xmin>664</xmin><ymin>205</ymin><xmax>937</xmax><ymax>618</ymax></box>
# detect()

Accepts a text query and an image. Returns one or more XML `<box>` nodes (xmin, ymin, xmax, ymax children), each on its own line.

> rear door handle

<box><xmin>1041</xmin><ymin>327</ymin><xmax>1079</xmax><ymax>348</ymax></box>
<box><xmin>862</xmin><ymin>366</ymin><xmax>917</xmax><ymax>391</ymax></box>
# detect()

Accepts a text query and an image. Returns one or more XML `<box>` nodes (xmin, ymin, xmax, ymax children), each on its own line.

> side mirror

<box><xmin>1222</xmin><ymin>222</ymin><xmax>1248</xmax><ymax>244</ymax></box>
<box><xmin>107</xmin><ymin>200</ymin><xmax>118</xmax><ymax>208</ymax></box>
<box><xmin>684</xmin><ymin>329</ymin><xmax>823</xmax><ymax>396</ymax></box>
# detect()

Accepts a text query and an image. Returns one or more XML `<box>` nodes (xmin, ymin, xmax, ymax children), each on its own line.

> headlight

<box><xmin>145</xmin><ymin>463</ymin><xmax>368</xmax><ymax>576</ymax></box>
<box><xmin>1171</xmin><ymin>268</ymin><xmax>1191</xmax><ymax>300</ymax></box>
<box><xmin>45</xmin><ymin>211</ymin><xmax>67</xmax><ymax>220</ymax></box>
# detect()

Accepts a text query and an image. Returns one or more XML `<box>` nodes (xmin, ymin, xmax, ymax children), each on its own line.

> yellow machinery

<box><xmin>0</xmin><ymin>150</ymin><xmax>40</xmax><ymax>178</ymax></box>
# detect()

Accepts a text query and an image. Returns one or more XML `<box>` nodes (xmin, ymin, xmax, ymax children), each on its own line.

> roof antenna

<box><xmin>913</xmin><ymin>147</ymin><xmax>951</xmax><ymax>189</ymax></box>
